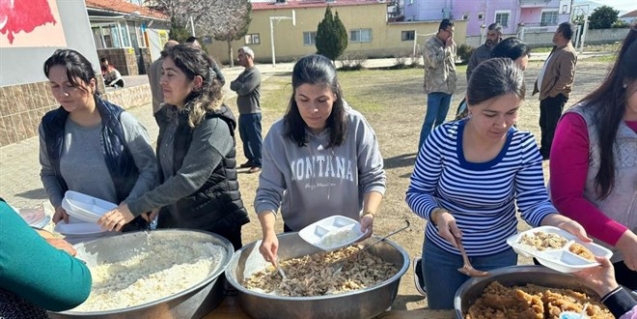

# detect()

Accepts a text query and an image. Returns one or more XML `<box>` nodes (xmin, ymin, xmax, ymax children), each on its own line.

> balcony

<box><xmin>519</xmin><ymin>0</ymin><xmax>552</xmax><ymax>7</ymax></box>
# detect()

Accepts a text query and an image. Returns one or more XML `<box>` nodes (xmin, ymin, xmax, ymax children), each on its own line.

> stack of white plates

<box><xmin>62</xmin><ymin>191</ymin><xmax>117</xmax><ymax>223</ymax></box>
<box><xmin>56</xmin><ymin>191</ymin><xmax>117</xmax><ymax>242</ymax></box>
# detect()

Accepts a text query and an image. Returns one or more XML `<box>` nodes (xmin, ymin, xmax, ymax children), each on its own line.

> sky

<box><xmin>575</xmin><ymin>0</ymin><xmax>637</xmax><ymax>14</ymax></box>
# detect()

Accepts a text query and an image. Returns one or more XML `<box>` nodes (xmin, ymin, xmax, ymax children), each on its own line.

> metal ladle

<box><xmin>332</xmin><ymin>219</ymin><xmax>411</xmax><ymax>275</ymax></box>
<box><xmin>455</xmin><ymin>236</ymin><xmax>489</xmax><ymax>277</ymax></box>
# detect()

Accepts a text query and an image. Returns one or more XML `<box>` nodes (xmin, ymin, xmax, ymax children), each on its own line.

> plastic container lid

<box><xmin>298</xmin><ymin>215</ymin><xmax>366</xmax><ymax>251</ymax></box>
<box><xmin>62</xmin><ymin>191</ymin><xmax>117</xmax><ymax>223</ymax></box>
<box><xmin>507</xmin><ymin>226</ymin><xmax>613</xmax><ymax>273</ymax></box>
<box><xmin>10</xmin><ymin>205</ymin><xmax>50</xmax><ymax>228</ymax></box>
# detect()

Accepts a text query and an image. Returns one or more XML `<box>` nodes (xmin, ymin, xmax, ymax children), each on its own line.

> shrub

<box><xmin>338</xmin><ymin>52</ymin><xmax>367</xmax><ymax>71</ymax></box>
<box><xmin>457</xmin><ymin>44</ymin><xmax>475</xmax><ymax>64</ymax></box>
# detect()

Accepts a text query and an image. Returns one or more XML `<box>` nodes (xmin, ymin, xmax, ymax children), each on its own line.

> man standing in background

<box><xmin>533</xmin><ymin>22</ymin><xmax>577</xmax><ymax>160</ymax></box>
<box><xmin>148</xmin><ymin>39</ymin><xmax>179</xmax><ymax>122</ymax></box>
<box><xmin>185</xmin><ymin>36</ymin><xmax>226</xmax><ymax>86</ymax></box>
<box><xmin>419</xmin><ymin>19</ymin><xmax>457</xmax><ymax>151</ymax></box>
<box><xmin>231</xmin><ymin>46</ymin><xmax>262</xmax><ymax>174</ymax></box>
<box><xmin>466</xmin><ymin>23</ymin><xmax>502</xmax><ymax>81</ymax></box>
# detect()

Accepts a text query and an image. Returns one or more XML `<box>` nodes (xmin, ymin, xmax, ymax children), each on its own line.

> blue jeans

<box><xmin>421</xmin><ymin>239</ymin><xmax>517</xmax><ymax>309</ymax></box>
<box><xmin>239</xmin><ymin>113</ymin><xmax>262</xmax><ymax>167</ymax></box>
<box><xmin>418</xmin><ymin>92</ymin><xmax>452</xmax><ymax>151</ymax></box>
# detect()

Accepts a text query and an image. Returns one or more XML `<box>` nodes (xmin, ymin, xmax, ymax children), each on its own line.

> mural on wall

<box><xmin>0</xmin><ymin>0</ymin><xmax>67</xmax><ymax>47</ymax></box>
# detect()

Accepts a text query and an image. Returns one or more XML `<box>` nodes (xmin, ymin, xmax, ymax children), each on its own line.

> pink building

<box><xmin>403</xmin><ymin>0</ymin><xmax>573</xmax><ymax>36</ymax></box>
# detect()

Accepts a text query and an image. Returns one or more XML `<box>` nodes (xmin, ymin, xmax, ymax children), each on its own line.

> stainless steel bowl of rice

<box><xmin>49</xmin><ymin>229</ymin><xmax>234</xmax><ymax>319</ymax></box>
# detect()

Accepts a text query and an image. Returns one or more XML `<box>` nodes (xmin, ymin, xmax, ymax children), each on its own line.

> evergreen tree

<box><xmin>315</xmin><ymin>6</ymin><xmax>348</xmax><ymax>61</ymax></box>
<box><xmin>588</xmin><ymin>5</ymin><xmax>619</xmax><ymax>29</ymax></box>
<box><xmin>168</xmin><ymin>18</ymin><xmax>190</xmax><ymax>42</ymax></box>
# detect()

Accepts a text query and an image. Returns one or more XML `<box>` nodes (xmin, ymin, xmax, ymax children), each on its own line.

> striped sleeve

<box><xmin>515</xmin><ymin>133</ymin><xmax>556</xmax><ymax>227</ymax></box>
<box><xmin>406</xmin><ymin>126</ymin><xmax>446</xmax><ymax>221</ymax></box>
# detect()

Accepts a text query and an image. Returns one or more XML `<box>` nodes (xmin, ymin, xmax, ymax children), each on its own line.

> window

<box><xmin>401</xmin><ymin>30</ymin><xmax>415</xmax><ymax>41</ymax></box>
<box><xmin>303</xmin><ymin>31</ymin><xmax>316</xmax><ymax>46</ymax></box>
<box><xmin>495</xmin><ymin>11</ymin><xmax>510</xmax><ymax>27</ymax></box>
<box><xmin>245</xmin><ymin>33</ymin><xmax>260</xmax><ymax>45</ymax></box>
<box><xmin>350</xmin><ymin>29</ymin><xmax>372</xmax><ymax>43</ymax></box>
<box><xmin>478</xmin><ymin>13</ymin><xmax>484</xmax><ymax>20</ymax></box>
<box><xmin>462</xmin><ymin>13</ymin><xmax>469</xmax><ymax>20</ymax></box>
<box><xmin>541</xmin><ymin>10</ymin><xmax>559</xmax><ymax>26</ymax></box>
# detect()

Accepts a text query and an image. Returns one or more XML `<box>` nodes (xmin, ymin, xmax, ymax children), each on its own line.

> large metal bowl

<box><xmin>454</xmin><ymin>265</ymin><xmax>637</xmax><ymax>319</ymax></box>
<box><xmin>49</xmin><ymin>229</ymin><xmax>234</xmax><ymax>319</ymax></box>
<box><xmin>225</xmin><ymin>232</ymin><xmax>410</xmax><ymax>319</ymax></box>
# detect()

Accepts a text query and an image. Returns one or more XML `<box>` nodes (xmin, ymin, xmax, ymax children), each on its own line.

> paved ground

<box><xmin>0</xmin><ymin>52</ymin><xmax>610</xmax><ymax>210</ymax></box>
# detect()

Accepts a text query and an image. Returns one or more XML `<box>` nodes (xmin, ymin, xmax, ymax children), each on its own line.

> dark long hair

<box><xmin>284</xmin><ymin>54</ymin><xmax>346</xmax><ymax>147</ymax></box>
<box><xmin>466</xmin><ymin>58</ymin><xmax>526</xmax><ymax>107</ymax></box>
<box><xmin>44</xmin><ymin>49</ymin><xmax>98</xmax><ymax>95</ymax></box>
<box><xmin>491</xmin><ymin>37</ymin><xmax>531</xmax><ymax>61</ymax></box>
<box><xmin>163</xmin><ymin>44</ymin><xmax>223</xmax><ymax>127</ymax></box>
<box><xmin>578</xmin><ymin>27</ymin><xmax>637</xmax><ymax>199</ymax></box>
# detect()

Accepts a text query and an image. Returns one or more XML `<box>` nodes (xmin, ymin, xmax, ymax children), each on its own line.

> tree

<box><xmin>198</xmin><ymin>0</ymin><xmax>252</xmax><ymax>67</ymax></box>
<box><xmin>588</xmin><ymin>5</ymin><xmax>619</xmax><ymax>29</ymax></box>
<box><xmin>315</xmin><ymin>6</ymin><xmax>348</xmax><ymax>61</ymax></box>
<box><xmin>145</xmin><ymin>0</ymin><xmax>252</xmax><ymax>66</ymax></box>
<box><xmin>168</xmin><ymin>18</ymin><xmax>190</xmax><ymax>42</ymax></box>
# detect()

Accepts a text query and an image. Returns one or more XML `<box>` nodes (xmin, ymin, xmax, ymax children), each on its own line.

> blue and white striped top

<box><xmin>406</xmin><ymin>119</ymin><xmax>556</xmax><ymax>256</ymax></box>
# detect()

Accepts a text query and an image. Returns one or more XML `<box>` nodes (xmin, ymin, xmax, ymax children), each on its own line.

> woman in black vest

<box><xmin>39</xmin><ymin>49</ymin><xmax>158</xmax><ymax>236</ymax></box>
<box><xmin>98</xmin><ymin>44</ymin><xmax>249</xmax><ymax>250</ymax></box>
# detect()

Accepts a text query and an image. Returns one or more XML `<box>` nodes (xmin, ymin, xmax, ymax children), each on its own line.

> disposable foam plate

<box><xmin>54</xmin><ymin>222</ymin><xmax>106</xmax><ymax>236</ymax></box>
<box><xmin>298</xmin><ymin>215</ymin><xmax>366</xmax><ymax>251</ymax></box>
<box><xmin>62</xmin><ymin>191</ymin><xmax>117</xmax><ymax>223</ymax></box>
<box><xmin>506</xmin><ymin>226</ymin><xmax>613</xmax><ymax>273</ymax></box>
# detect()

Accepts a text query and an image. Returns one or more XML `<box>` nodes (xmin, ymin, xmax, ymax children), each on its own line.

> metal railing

<box><xmin>519</xmin><ymin>0</ymin><xmax>552</xmax><ymax>6</ymax></box>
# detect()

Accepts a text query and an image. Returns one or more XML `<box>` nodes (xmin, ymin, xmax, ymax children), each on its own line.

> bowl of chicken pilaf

<box><xmin>455</xmin><ymin>265</ymin><xmax>637</xmax><ymax>319</ymax></box>
<box><xmin>225</xmin><ymin>232</ymin><xmax>409</xmax><ymax>319</ymax></box>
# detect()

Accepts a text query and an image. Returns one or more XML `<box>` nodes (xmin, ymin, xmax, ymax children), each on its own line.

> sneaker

<box><xmin>413</xmin><ymin>257</ymin><xmax>427</xmax><ymax>296</ymax></box>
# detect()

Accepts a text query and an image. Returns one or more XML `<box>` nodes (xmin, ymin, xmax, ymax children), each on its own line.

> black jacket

<box><xmin>155</xmin><ymin>104</ymin><xmax>249</xmax><ymax>234</ymax></box>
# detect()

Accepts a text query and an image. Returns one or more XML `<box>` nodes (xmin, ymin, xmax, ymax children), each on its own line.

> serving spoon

<box><xmin>455</xmin><ymin>236</ymin><xmax>489</xmax><ymax>277</ymax></box>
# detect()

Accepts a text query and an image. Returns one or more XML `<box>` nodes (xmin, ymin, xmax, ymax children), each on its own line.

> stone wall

<box><xmin>465</xmin><ymin>28</ymin><xmax>630</xmax><ymax>49</ymax></box>
<box><xmin>97</xmin><ymin>48</ymin><xmax>139</xmax><ymax>76</ymax></box>
<box><xmin>0</xmin><ymin>82</ymin><xmax>151</xmax><ymax>147</ymax></box>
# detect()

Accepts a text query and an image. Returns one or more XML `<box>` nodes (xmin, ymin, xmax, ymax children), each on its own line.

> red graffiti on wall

<box><xmin>0</xmin><ymin>0</ymin><xmax>58</xmax><ymax>44</ymax></box>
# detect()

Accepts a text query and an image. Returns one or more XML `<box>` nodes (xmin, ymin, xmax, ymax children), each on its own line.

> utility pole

<box><xmin>269</xmin><ymin>10</ymin><xmax>296</xmax><ymax>67</ymax></box>
<box><xmin>190</xmin><ymin>16</ymin><xmax>196</xmax><ymax>36</ymax></box>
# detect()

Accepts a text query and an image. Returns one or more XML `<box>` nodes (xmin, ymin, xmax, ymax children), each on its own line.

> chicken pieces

<box><xmin>466</xmin><ymin>282</ymin><xmax>613</xmax><ymax>319</ymax></box>
<box><xmin>243</xmin><ymin>246</ymin><xmax>397</xmax><ymax>297</ymax></box>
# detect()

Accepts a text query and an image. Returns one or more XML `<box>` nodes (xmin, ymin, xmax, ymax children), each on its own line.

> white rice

<box><xmin>320</xmin><ymin>228</ymin><xmax>359</xmax><ymax>248</ymax></box>
<box><xmin>72</xmin><ymin>239</ymin><xmax>224</xmax><ymax>312</ymax></box>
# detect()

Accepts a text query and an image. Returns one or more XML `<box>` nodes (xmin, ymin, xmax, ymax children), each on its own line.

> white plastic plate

<box><xmin>298</xmin><ymin>215</ymin><xmax>366</xmax><ymax>251</ymax></box>
<box><xmin>507</xmin><ymin>226</ymin><xmax>613</xmax><ymax>273</ymax></box>
<box><xmin>54</xmin><ymin>222</ymin><xmax>106</xmax><ymax>236</ymax></box>
<box><xmin>10</xmin><ymin>205</ymin><xmax>49</xmax><ymax>228</ymax></box>
<box><xmin>62</xmin><ymin>191</ymin><xmax>117</xmax><ymax>223</ymax></box>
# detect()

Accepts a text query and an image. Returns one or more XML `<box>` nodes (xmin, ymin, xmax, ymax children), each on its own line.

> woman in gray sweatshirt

<box><xmin>254</xmin><ymin>54</ymin><xmax>387</xmax><ymax>263</ymax></box>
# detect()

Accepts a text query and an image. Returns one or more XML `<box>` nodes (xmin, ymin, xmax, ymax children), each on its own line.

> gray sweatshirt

<box><xmin>39</xmin><ymin>112</ymin><xmax>158</xmax><ymax>208</ymax></box>
<box><xmin>254</xmin><ymin>105</ymin><xmax>386</xmax><ymax>231</ymax></box>
<box><xmin>230</xmin><ymin>66</ymin><xmax>261</xmax><ymax>114</ymax></box>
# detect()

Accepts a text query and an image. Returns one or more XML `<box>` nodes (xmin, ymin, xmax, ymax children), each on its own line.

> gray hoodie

<box><xmin>254</xmin><ymin>105</ymin><xmax>386</xmax><ymax>231</ymax></box>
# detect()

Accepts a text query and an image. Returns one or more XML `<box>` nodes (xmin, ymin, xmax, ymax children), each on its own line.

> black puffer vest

<box><xmin>155</xmin><ymin>104</ymin><xmax>249</xmax><ymax>233</ymax></box>
<box><xmin>41</xmin><ymin>98</ymin><xmax>148</xmax><ymax>231</ymax></box>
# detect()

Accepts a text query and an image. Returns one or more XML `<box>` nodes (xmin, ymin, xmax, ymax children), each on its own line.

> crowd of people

<box><xmin>1</xmin><ymin>20</ymin><xmax>635</xmax><ymax>318</ymax></box>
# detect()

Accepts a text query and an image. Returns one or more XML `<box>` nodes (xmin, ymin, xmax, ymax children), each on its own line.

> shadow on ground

<box><xmin>384</xmin><ymin>153</ymin><xmax>417</xmax><ymax>170</ymax></box>
<box><xmin>16</xmin><ymin>188</ymin><xmax>47</xmax><ymax>200</ymax></box>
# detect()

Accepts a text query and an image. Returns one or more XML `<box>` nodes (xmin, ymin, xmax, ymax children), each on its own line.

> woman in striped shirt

<box><xmin>406</xmin><ymin>58</ymin><xmax>589</xmax><ymax>309</ymax></box>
